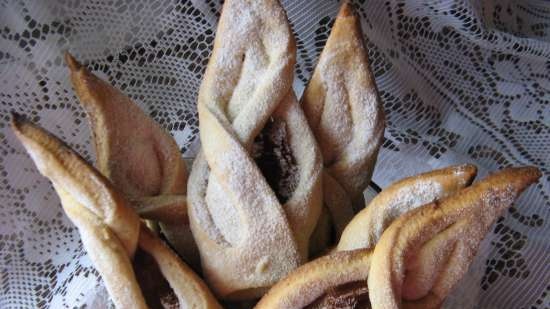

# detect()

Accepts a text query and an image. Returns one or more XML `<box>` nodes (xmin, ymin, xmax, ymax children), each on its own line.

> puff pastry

<box><xmin>338</xmin><ymin>164</ymin><xmax>477</xmax><ymax>251</ymax></box>
<box><xmin>187</xmin><ymin>0</ymin><xmax>322</xmax><ymax>300</ymax></box>
<box><xmin>65</xmin><ymin>53</ymin><xmax>198</xmax><ymax>268</ymax></box>
<box><xmin>302</xmin><ymin>3</ymin><xmax>385</xmax><ymax>252</ymax></box>
<box><xmin>255</xmin><ymin>166</ymin><xmax>540</xmax><ymax>309</ymax></box>
<box><xmin>12</xmin><ymin>116</ymin><xmax>221</xmax><ymax>309</ymax></box>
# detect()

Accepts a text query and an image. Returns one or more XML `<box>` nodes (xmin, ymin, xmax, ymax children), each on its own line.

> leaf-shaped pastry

<box><xmin>188</xmin><ymin>0</ymin><xmax>323</xmax><ymax>300</ymax></box>
<box><xmin>368</xmin><ymin>166</ymin><xmax>541</xmax><ymax>309</ymax></box>
<box><xmin>338</xmin><ymin>164</ymin><xmax>477</xmax><ymax>251</ymax></box>
<box><xmin>302</xmin><ymin>2</ymin><xmax>385</xmax><ymax>253</ymax></box>
<box><xmin>12</xmin><ymin>116</ymin><xmax>221</xmax><ymax>309</ymax></box>
<box><xmin>65</xmin><ymin>53</ymin><xmax>197</xmax><ymax>266</ymax></box>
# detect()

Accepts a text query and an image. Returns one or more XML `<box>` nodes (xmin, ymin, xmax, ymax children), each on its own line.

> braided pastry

<box><xmin>187</xmin><ymin>0</ymin><xmax>323</xmax><ymax>300</ymax></box>
<box><xmin>65</xmin><ymin>53</ymin><xmax>198</xmax><ymax>267</ymax></box>
<box><xmin>255</xmin><ymin>166</ymin><xmax>540</xmax><ymax>309</ymax></box>
<box><xmin>338</xmin><ymin>164</ymin><xmax>477</xmax><ymax>251</ymax></box>
<box><xmin>301</xmin><ymin>3</ymin><xmax>385</xmax><ymax>253</ymax></box>
<box><xmin>12</xmin><ymin>116</ymin><xmax>221</xmax><ymax>309</ymax></box>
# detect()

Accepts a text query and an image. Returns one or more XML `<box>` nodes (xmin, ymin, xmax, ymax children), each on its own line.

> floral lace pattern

<box><xmin>0</xmin><ymin>0</ymin><xmax>548</xmax><ymax>308</ymax></box>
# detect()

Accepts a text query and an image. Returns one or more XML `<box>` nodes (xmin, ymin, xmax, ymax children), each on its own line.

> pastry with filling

<box><xmin>64</xmin><ymin>53</ymin><xmax>199</xmax><ymax>268</ymax></box>
<box><xmin>255</xmin><ymin>166</ymin><xmax>540</xmax><ymax>309</ymax></box>
<box><xmin>12</xmin><ymin>116</ymin><xmax>221</xmax><ymax>309</ymax></box>
<box><xmin>187</xmin><ymin>0</ymin><xmax>323</xmax><ymax>300</ymax></box>
<box><xmin>301</xmin><ymin>2</ymin><xmax>385</xmax><ymax>255</ymax></box>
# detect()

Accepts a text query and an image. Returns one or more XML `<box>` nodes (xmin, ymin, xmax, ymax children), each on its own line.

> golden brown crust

<box><xmin>12</xmin><ymin>117</ymin><xmax>222</xmax><ymax>309</ymax></box>
<box><xmin>65</xmin><ymin>53</ymin><xmax>187</xmax><ymax>197</ymax></box>
<box><xmin>255</xmin><ymin>249</ymin><xmax>372</xmax><ymax>309</ymax></box>
<box><xmin>65</xmin><ymin>53</ymin><xmax>198</xmax><ymax>267</ymax></box>
<box><xmin>11</xmin><ymin>114</ymin><xmax>140</xmax><ymax>256</ymax></box>
<box><xmin>302</xmin><ymin>2</ymin><xmax>385</xmax><ymax>253</ymax></box>
<box><xmin>12</xmin><ymin>116</ymin><xmax>145</xmax><ymax>308</ymax></box>
<box><xmin>188</xmin><ymin>0</ymin><xmax>322</xmax><ymax>299</ymax></box>
<box><xmin>368</xmin><ymin>166</ymin><xmax>541</xmax><ymax>309</ymax></box>
<box><xmin>256</xmin><ymin>166</ymin><xmax>539</xmax><ymax>309</ymax></box>
<box><xmin>138</xmin><ymin>226</ymin><xmax>222</xmax><ymax>309</ymax></box>
<box><xmin>338</xmin><ymin>164</ymin><xmax>477</xmax><ymax>251</ymax></box>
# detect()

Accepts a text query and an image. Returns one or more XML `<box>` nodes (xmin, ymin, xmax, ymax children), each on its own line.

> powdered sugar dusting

<box><xmin>478</xmin><ymin>185</ymin><xmax>517</xmax><ymax>229</ymax></box>
<box><xmin>375</xmin><ymin>180</ymin><xmax>443</xmax><ymax>239</ymax></box>
<box><xmin>188</xmin><ymin>0</ymin><xmax>319</xmax><ymax>296</ymax></box>
<box><xmin>303</xmin><ymin>10</ymin><xmax>385</xmax><ymax>200</ymax></box>
<box><xmin>205</xmin><ymin>175</ymin><xmax>242</xmax><ymax>245</ymax></box>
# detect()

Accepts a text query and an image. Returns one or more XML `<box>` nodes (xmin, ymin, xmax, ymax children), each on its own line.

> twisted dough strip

<box><xmin>64</xmin><ymin>53</ymin><xmax>198</xmax><ymax>267</ymax></box>
<box><xmin>338</xmin><ymin>164</ymin><xmax>477</xmax><ymax>251</ymax></box>
<box><xmin>188</xmin><ymin>0</ymin><xmax>322</xmax><ymax>300</ymax></box>
<box><xmin>368</xmin><ymin>166</ymin><xmax>541</xmax><ymax>309</ymax></box>
<box><xmin>255</xmin><ymin>166</ymin><xmax>540</xmax><ymax>309</ymax></box>
<box><xmin>12</xmin><ymin>116</ymin><xmax>221</xmax><ymax>309</ymax></box>
<box><xmin>255</xmin><ymin>249</ymin><xmax>373</xmax><ymax>309</ymax></box>
<box><xmin>302</xmin><ymin>2</ymin><xmax>385</xmax><ymax>240</ymax></box>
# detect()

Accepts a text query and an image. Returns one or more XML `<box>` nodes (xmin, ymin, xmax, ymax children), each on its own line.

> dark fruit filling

<box><xmin>305</xmin><ymin>280</ymin><xmax>371</xmax><ymax>309</ymax></box>
<box><xmin>133</xmin><ymin>248</ymin><xmax>179</xmax><ymax>309</ymax></box>
<box><xmin>253</xmin><ymin>117</ymin><xmax>298</xmax><ymax>204</ymax></box>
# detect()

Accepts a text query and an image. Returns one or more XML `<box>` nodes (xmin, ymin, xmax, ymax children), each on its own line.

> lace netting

<box><xmin>0</xmin><ymin>0</ymin><xmax>548</xmax><ymax>308</ymax></box>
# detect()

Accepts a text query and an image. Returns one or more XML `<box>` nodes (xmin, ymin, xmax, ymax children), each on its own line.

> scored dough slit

<box><xmin>202</xmin><ymin>102</ymin><xmax>290</xmax><ymax>232</ymax></box>
<box><xmin>402</xmin><ymin>221</ymin><xmax>463</xmax><ymax>301</ymax></box>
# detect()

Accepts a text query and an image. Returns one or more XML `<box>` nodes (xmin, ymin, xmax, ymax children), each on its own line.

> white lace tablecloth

<box><xmin>0</xmin><ymin>0</ymin><xmax>548</xmax><ymax>308</ymax></box>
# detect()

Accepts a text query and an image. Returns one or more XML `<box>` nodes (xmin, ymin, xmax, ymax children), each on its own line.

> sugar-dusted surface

<box><xmin>302</xmin><ymin>2</ymin><xmax>385</xmax><ymax>213</ymax></box>
<box><xmin>1</xmin><ymin>0</ymin><xmax>549</xmax><ymax>308</ymax></box>
<box><xmin>338</xmin><ymin>164</ymin><xmax>477</xmax><ymax>251</ymax></box>
<box><xmin>187</xmin><ymin>0</ymin><xmax>322</xmax><ymax>299</ymax></box>
<box><xmin>368</xmin><ymin>167</ymin><xmax>541</xmax><ymax>309</ymax></box>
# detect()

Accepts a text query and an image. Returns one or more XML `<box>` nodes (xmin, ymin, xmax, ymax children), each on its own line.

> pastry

<box><xmin>301</xmin><ymin>2</ymin><xmax>385</xmax><ymax>252</ymax></box>
<box><xmin>187</xmin><ymin>0</ymin><xmax>323</xmax><ymax>300</ymax></box>
<box><xmin>254</xmin><ymin>166</ymin><xmax>540</xmax><ymax>309</ymax></box>
<box><xmin>12</xmin><ymin>115</ymin><xmax>221</xmax><ymax>309</ymax></box>
<box><xmin>368</xmin><ymin>166</ymin><xmax>540</xmax><ymax>309</ymax></box>
<box><xmin>65</xmin><ymin>53</ymin><xmax>198</xmax><ymax>268</ymax></box>
<box><xmin>337</xmin><ymin>164</ymin><xmax>477</xmax><ymax>251</ymax></box>
<box><xmin>254</xmin><ymin>248</ymin><xmax>373</xmax><ymax>309</ymax></box>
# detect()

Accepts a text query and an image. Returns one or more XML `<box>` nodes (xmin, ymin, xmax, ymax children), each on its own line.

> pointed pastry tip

<box><xmin>514</xmin><ymin>165</ymin><xmax>542</xmax><ymax>181</ymax></box>
<box><xmin>64</xmin><ymin>51</ymin><xmax>82</xmax><ymax>71</ymax></box>
<box><xmin>457</xmin><ymin>163</ymin><xmax>477</xmax><ymax>179</ymax></box>
<box><xmin>10</xmin><ymin>112</ymin><xmax>28</xmax><ymax>133</ymax></box>
<box><xmin>480</xmin><ymin>165</ymin><xmax>542</xmax><ymax>196</ymax></box>
<box><xmin>10</xmin><ymin>113</ymin><xmax>45</xmax><ymax>144</ymax></box>
<box><xmin>11</xmin><ymin>111</ymin><xmax>24</xmax><ymax>124</ymax></box>
<box><xmin>337</xmin><ymin>1</ymin><xmax>355</xmax><ymax>18</ymax></box>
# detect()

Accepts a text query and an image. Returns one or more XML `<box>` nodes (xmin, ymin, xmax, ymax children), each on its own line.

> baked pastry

<box><xmin>254</xmin><ymin>166</ymin><xmax>540</xmax><ymax>309</ymax></box>
<box><xmin>368</xmin><ymin>166</ymin><xmax>540</xmax><ymax>309</ymax></box>
<box><xmin>187</xmin><ymin>0</ymin><xmax>322</xmax><ymax>300</ymax></box>
<box><xmin>255</xmin><ymin>248</ymin><xmax>373</xmax><ymax>309</ymax></box>
<box><xmin>301</xmin><ymin>3</ymin><xmax>385</xmax><ymax>251</ymax></box>
<box><xmin>12</xmin><ymin>115</ymin><xmax>221</xmax><ymax>309</ymax></box>
<box><xmin>65</xmin><ymin>53</ymin><xmax>198</xmax><ymax>268</ymax></box>
<box><xmin>337</xmin><ymin>164</ymin><xmax>477</xmax><ymax>251</ymax></box>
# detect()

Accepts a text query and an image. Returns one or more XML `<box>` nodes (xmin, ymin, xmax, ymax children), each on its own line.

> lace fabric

<box><xmin>0</xmin><ymin>0</ymin><xmax>548</xmax><ymax>308</ymax></box>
